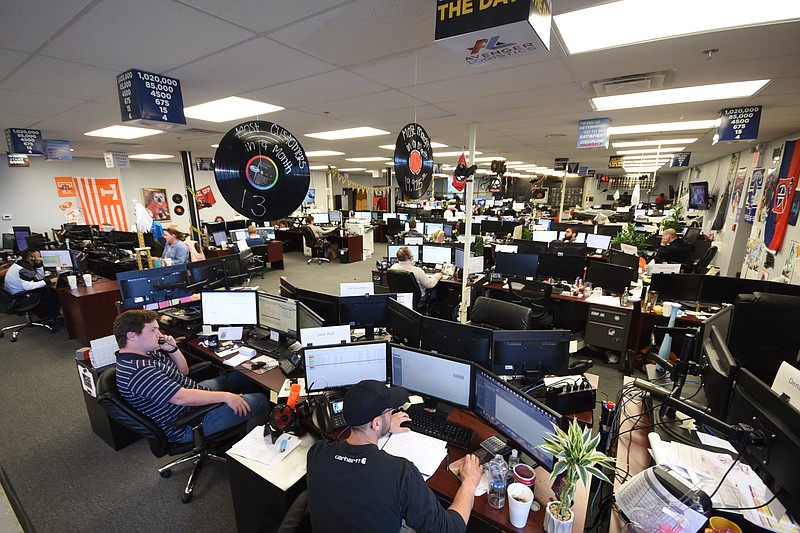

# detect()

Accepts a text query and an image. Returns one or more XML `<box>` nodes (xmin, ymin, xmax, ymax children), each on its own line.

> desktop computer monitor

<box><xmin>338</xmin><ymin>293</ymin><xmax>396</xmax><ymax>339</ymax></box>
<box><xmin>701</xmin><ymin>324</ymin><xmax>739</xmax><ymax>420</ymax></box>
<box><xmin>649</xmin><ymin>273</ymin><xmax>704</xmax><ymax>303</ymax></box>
<box><xmin>481</xmin><ymin>219</ymin><xmax>503</xmax><ymax>235</ymax></box>
<box><xmin>382</xmin><ymin>213</ymin><xmax>396</xmax><ymax>222</ymax></box>
<box><xmin>494</xmin><ymin>252</ymin><xmax>538</xmax><ymax>279</ymax></box>
<box><xmin>257</xmin><ymin>292</ymin><xmax>298</xmax><ymax>338</ymax></box>
<box><xmin>531</xmin><ymin>230</ymin><xmax>558</xmax><ymax>243</ymax></box>
<box><xmin>548</xmin><ymin>241</ymin><xmax>587</xmax><ymax>256</ymax></box>
<box><xmin>537</xmin><ymin>253</ymin><xmax>585</xmax><ymax>281</ymax></box>
<box><xmin>442</xmin><ymin>223</ymin><xmax>454</xmax><ymax>238</ymax></box>
<box><xmin>117</xmin><ymin>264</ymin><xmax>191</xmax><ymax>309</ymax></box>
<box><xmin>12</xmin><ymin>226</ymin><xmax>31</xmax><ymax>253</ymax></box>
<box><xmin>419</xmin><ymin>316</ymin><xmax>492</xmax><ymax>369</ymax></box>
<box><xmin>258</xmin><ymin>228</ymin><xmax>276</xmax><ymax>241</ymax></box>
<box><xmin>312</xmin><ymin>212</ymin><xmax>330</xmax><ymax>225</ymax></box>
<box><xmin>188</xmin><ymin>255</ymin><xmax>246</xmax><ymax>291</ymax></box>
<box><xmin>585</xmin><ymin>233</ymin><xmax>612</xmax><ymax>251</ymax></box>
<box><xmin>502</xmin><ymin>220</ymin><xmax>522</xmax><ymax>235</ymax></box>
<box><xmin>607</xmin><ymin>250</ymin><xmax>640</xmax><ymax>284</ymax></box>
<box><xmin>355</xmin><ymin>211</ymin><xmax>371</xmax><ymax>220</ymax></box>
<box><xmin>388</xmin><ymin>244</ymin><xmax>419</xmax><ymax>264</ymax></box>
<box><xmin>226</xmin><ymin>219</ymin><xmax>249</xmax><ymax>231</ymax></box>
<box><xmin>585</xmin><ymin>261</ymin><xmax>634</xmax><ymax>295</ymax></box>
<box><xmin>328</xmin><ymin>210</ymin><xmax>341</xmax><ymax>224</ymax></box>
<box><xmin>296</xmin><ymin>288</ymin><xmax>340</xmax><ymax>326</ymax></box>
<box><xmin>40</xmin><ymin>250</ymin><xmax>73</xmax><ymax>269</ymax></box>
<box><xmin>304</xmin><ymin>341</ymin><xmax>389</xmax><ymax>393</ymax></box>
<box><xmin>230</xmin><ymin>229</ymin><xmax>249</xmax><ymax>242</ymax></box>
<box><xmin>698</xmin><ymin>276</ymin><xmax>768</xmax><ymax>305</ymax></box>
<box><xmin>24</xmin><ymin>234</ymin><xmax>46</xmax><ymax>250</ymax></box>
<box><xmin>211</xmin><ymin>230</ymin><xmax>228</xmax><ymax>247</ymax></box>
<box><xmin>201</xmin><ymin>290</ymin><xmax>258</xmax><ymax>327</ymax></box>
<box><xmin>473</xmin><ymin>368</ymin><xmax>562</xmax><ymax>471</ymax></box>
<box><xmin>425</xmin><ymin>222</ymin><xmax>443</xmax><ymax>236</ymax></box>
<box><xmin>386</xmin><ymin>298</ymin><xmax>422</xmax><ymax>348</ymax></box>
<box><xmin>512</xmin><ymin>240</ymin><xmax>549</xmax><ymax>255</ymax></box>
<box><xmin>421</xmin><ymin>244</ymin><xmax>452</xmax><ymax>265</ymax></box>
<box><xmin>390</xmin><ymin>344</ymin><xmax>472</xmax><ymax>410</ymax></box>
<box><xmin>557</xmin><ymin>231</ymin><xmax>587</xmax><ymax>243</ymax></box>
<box><xmin>2</xmin><ymin>233</ymin><xmax>15</xmax><ymax>251</ymax></box>
<box><xmin>491</xmin><ymin>329</ymin><xmax>571</xmax><ymax>377</ymax></box>
<box><xmin>296</xmin><ymin>300</ymin><xmax>326</xmax><ymax>332</ymax></box>
<box><xmin>725</xmin><ymin>367</ymin><xmax>800</xmax><ymax>518</ymax></box>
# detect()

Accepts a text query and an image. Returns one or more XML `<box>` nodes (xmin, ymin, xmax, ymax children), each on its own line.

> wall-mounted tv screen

<box><xmin>688</xmin><ymin>182</ymin><xmax>709</xmax><ymax>210</ymax></box>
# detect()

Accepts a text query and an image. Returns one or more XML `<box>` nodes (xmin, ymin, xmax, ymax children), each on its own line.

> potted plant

<box><xmin>611</xmin><ymin>222</ymin><xmax>651</xmax><ymax>250</ymax></box>
<box><xmin>660</xmin><ymin>204</ymin><xmax>685</xmax><ymax>233</ymax></box>
<box><xmin>539</xmin><ymin>420</ymin><xmax>615</xmax><ymax>533</ymax></box>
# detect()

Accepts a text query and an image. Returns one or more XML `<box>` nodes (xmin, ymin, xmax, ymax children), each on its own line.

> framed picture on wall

<box><xmin>142</xmin><ymin>187</ymin><xmax>171</xmax><ymax>222</ymax></box>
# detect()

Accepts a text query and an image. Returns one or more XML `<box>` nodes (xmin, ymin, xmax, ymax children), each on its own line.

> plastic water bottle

<box><xmin>487</xmin><ymin>454</ymin><xmax>508</xmax><ymax>509</ymax></box>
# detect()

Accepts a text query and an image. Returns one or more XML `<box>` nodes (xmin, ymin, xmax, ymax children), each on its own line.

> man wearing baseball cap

<box><xmin>306</xmin><ymin>380</ymin><xmax>483</xmax><ymax>532</ymax></box>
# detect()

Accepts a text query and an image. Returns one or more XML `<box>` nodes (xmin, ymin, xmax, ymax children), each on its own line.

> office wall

<box><xmin>678</xmin><ymin>129</ymin><xmax>800</xmax><ymax>283</ymax></box>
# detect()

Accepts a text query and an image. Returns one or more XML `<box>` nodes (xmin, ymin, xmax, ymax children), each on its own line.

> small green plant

<box><xmin>660</xmin><ymin>204</ymin><xmax>684</xmax><ymax>232</ymax></box>
<box><xmin>611</xmin><ymin>222</ymin><xmax>651</xmax><ymax>249</ymax></box>
<box><xmin>539</xmin><ymin>420</ymin><xmax>615</xmax><ymax>521</ymax></box>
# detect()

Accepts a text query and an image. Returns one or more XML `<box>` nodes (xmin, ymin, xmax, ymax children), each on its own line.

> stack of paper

<box><xmin>378</xmin><ymin>431</ymin><xmax>447</xmax><ymax>478</ymax></box>
<box><xmin>228</xmin><ymin>426</ymin><xmax>302</xmax><ymax>467</ymax></box>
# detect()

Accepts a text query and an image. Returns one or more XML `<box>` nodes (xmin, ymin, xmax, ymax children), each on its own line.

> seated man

<box><xmin>113</xmin><ymin>310</ymin><xmax>270</xmax><ymax>443</ymax></box>
<box><xmin>161</xmin><ymin>227</ymin><xmax>190</xmax><ymax>265</ymax></box>
<box><xmin>389</xmin><ymin>246</ymin><xmax>443</xmax><ymax>301</ymax></box>
<box><xmin>654</xmin><ymin>228</ymin><xmax>692</xmax><ymax>266</ymax></box>
<box><xmin>244</xmin><ymin>224</ymin><xmax>265</xmax><ymax>247</ymax></box>
<box><xmin>306</xmin><ymin>380</ymin><xmax>482</xmax><ymax>533</ymax></box>
<box><xmin>402</xmin><ymin>219</ymin><xmax>424</xmax><ymax>239</ymax></box>
<box><xmin>562</xmin><ymin>226</ymin><xmax>578</xmax><ymax>242</ymax></box>
<box><xmin>4</xmin><ymin>248</ymin><xmax>60</xmax><ymax>324</ymax></box>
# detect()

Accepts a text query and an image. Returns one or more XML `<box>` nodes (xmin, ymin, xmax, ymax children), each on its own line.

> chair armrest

<box><xmin>174</xmin><ymin>402</ymin><xmax>226</xmax><ymax>427</ymax></box>
<box><xmin>187</xmin><ymin>361</ymin><xmax>219</xmax><ymax>382</ymax></box>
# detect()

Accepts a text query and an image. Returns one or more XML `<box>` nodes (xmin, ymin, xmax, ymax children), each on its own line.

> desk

<box><xmin>337</xmin><ymin>234</ymin><xmax>363</xmax><ymax>263</ymax></box>
<box><xmin>203</xmin><ymin>247</ymin><xmax>235</xmax><ymax>258</ymax></box>
<box><xmin>57</xmin><ymin>278</ymin><xmax>121</xmax><ymax>345</ymax></box>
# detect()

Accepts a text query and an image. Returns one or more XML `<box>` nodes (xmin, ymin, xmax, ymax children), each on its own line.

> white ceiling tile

<box><xmin>1</xmin><ymin>55</ymin><xmax>118</xmax><ymax>100</ymax></box>
<box><xmin>0</xmin><ymin>0</ymin><xmax>93</xmax><ymax>52</ymax></box>
<box><xmin>179</xmin><ymin>0</ymin><xmax>353</xmax><ymax>33</ymax></box>
<box><xmin>0</xmin><ymin>49</ymin><xmax>30</xmax><ymax>80</ymax></box>
<box><xmin>259</xmin><ymin>69</ymin><xmax>390</xmax><ymax>108</ymax></box>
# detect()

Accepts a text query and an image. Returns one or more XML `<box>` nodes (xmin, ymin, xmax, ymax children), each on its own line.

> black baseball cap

<box><xmin>343</xmin><ymin>380</ymin><xmax>409</xmax><ymax>427</ymax></box>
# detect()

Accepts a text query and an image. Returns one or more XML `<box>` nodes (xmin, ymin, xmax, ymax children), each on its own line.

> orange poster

<box><xmin>55</xmin><ymin>176</ymin><xmax>75</xmax><ymax>197</ymax></box>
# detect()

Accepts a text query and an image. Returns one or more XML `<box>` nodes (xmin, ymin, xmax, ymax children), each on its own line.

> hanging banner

<box><xmin>117</xmin><ymin>69</ymin><xmax>186</xmax><ymax>126</ymax></box>
<box><xmin>765</xmin><ymin>139</ymin><xmax>800</xmax><ymax>251</ymax></box>
<box><xmin>5</xmin><ymin>128</ymin><xmax>44</xmax><ymax>155</ymax></box>
<box><xmin>554</xmin><ymin>157</ymin><xmax>568</xmax><ymax>171</ymax></box>
<box><xmin>670</xmin><ymin>152</ymin><xmax>691</xmax><ymax>167</ymax></box>
<box><xmin>567</xmin><ymin>162</ymin><xmax>580</xmax><ymax>174</ymax></box>
<box><xmin>195</xmin><ymin>185</ymin><xmax>216</xmax><ymax>209</ymax></box>
<box><xmin>103</xmin><ymin>151</ymin><xmax>130</xmax><ymax>168</ymax></box>
<box><xmin>55</xmin><ymin>177</ymin><xmax>76</xmax><ymax>197</ymax></box>
<box><xmin>608</xmin><ymin>156</ymin><xmax>623</xmax><ymax>169</ymax></box>
<box><xmin>435</xmin><ymin>0</ymin><xmax>551</xmax><ymax>65</ymax></box>
<box><xmin>75</xmin><ymin>177</ymin><xmax>128</xmax><ymax>230</ymax></box>
<box><xmin>7</xmin><ymin>154</ymin><xmax>29</xmax><ymax>167</ymax></box>
<box><xmin>743</xmin><ymin>168</ymin><xmax>764</xmax><ymax>224</ymax></box>
<box><xmin>576</xmin><ymin>118</ymin><xmax>611</xmax><ymax>149</ymax></box>
<box><xmin>452</xmin><ymin>152</ymin><xmax>468</xmax><ymax>192</ymax></box>
<box><xmin>195</xmin><ymin>157</ymin><xmax>214</xmax><ymax>171</ymax></box>
<box><xmin>394</xmin><ymin>123</ymin><xmax>434</xmax><ymax>199</ymax></box>
<box><xmin>44</xmin><ymin>139</ymin><xmax>73</xmax><ymax>161</ymax></box>
<box><xmin>715</xmin><ymin>106</ymin><xmax>761</xmax><ymax>143</ymax></box>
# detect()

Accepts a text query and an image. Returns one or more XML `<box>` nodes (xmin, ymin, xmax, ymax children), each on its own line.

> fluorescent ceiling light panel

<box><xmin>473</xmin><ymin>156</ymin><xmax>505</xmax><ymax>162</ymax></box>
<box><xmin>211</xmin><ymin>144</ymin><xmax>219</xmax><ymax>148</ymax></box>
<box><xmin>345</xmin><ymin>157</ymin><xmax>391</xmax><ymax>162</ymax></box>
<box><xmin>433</xmin><ymin>151</ymin><xmax>482</xmax><ymax>157</ymax></box>
<box><xmin>612</xmin><ymin>138</ymin><xmax>697</xmax><ymax>148</ymax></box>
<box><xmin>379</xmin><ymin>142</ymin><xmax>447</xmax><ymax>150</ymax></box>
<box><xmin>305</xmin><ymin>150</ymin><xmax>345</xmax><ymax>157</ymax></box>
<box><xmin>609</xmin><ymin>119</ymin><xmax>720</xmax><ymax>135</ymax></box>
<box><xmin>339</xmin><ymin>167</ymin><xmax>366</xmax><ymax>172</ymax></box>
<box><xmin>183</xmin><ymin>97</ymin><xmax>283</xmax><ymax>123</ymax></box>
<box><xmin>555</xmin><ymin>0</ymin><xmax>800</xmax><ymax>54</ymax></box>
<box><xmin>305</xmin><ymin>127</ymin><xmax>390</xmax><ymax>140</ymax></box>
<box><xmin>84</xmin><ymin>125</ymin><xmax>163</xmax><ymax>139</ymax></box>
<box><xmin>616</xmin><ymin>147</ymin><xmax>685</xmax><ymax>155</ymax></box>
<box><xmin>309</xmin><ymin>165</ymin><xmax>335</xmax><ymax>170</ymax></box>
<box><xmin>593</xmin><ymin>80</ymin><xmax>769</xmax><ymax>110</ymax></box>
<box><xmin>129</xmin><ymin>153</ymin><xmax>174</xmax><ymax>160</ymax></box>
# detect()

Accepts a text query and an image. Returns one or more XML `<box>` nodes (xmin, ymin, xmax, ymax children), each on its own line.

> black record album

<box><xmin>214</xmin><ymin>121</ymin><xmax>310</xmax><ymax>222</ymax></box>
<box><xmin>394</xmin><ymin>123</ymin><xmax>433</xmax><ymax>200</ymax></box>
<box><xmin>173</xmin><ymin>205</ymin><xmax>185</xmax><ymax>216</ymax></box>
<box><xmin>172</xmin><ymin>193</ymin><xmax>183</xmax><ymax>204</ymax></box>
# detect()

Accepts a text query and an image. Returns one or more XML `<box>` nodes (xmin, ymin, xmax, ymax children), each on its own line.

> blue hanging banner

<box><xmin>44</xmin><ymin>139</ymin><xmax>73</xmax><ymax>161</ymax></box>
<box><xmin>5</xmin><ymin>128</ymin><xmax>44</xmax><ymax>155</ymax></box>
<box><xmin>117</xmin><ymin>69</ymin><xmax>186</xmax><ymax>125</ymax></box>
<box><xmin>670</xmin><ymin>152</ymin><xmax>691</xmax><ymax>167</ymax></box>
<box><xmin>715</xmin><ymin>106</ymin><xmax>761</xmax><ymax>143</ymax></box>
<box><xmin>576</xmin><ymin>118</ymin><xmax>611</xmax><ymax>149</ymax></box>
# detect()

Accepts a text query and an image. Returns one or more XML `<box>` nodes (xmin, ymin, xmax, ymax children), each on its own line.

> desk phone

<box><xmin>313</xmin><ymin>393</ymin><xmax>346</xmax><ymax>433</ymax></box>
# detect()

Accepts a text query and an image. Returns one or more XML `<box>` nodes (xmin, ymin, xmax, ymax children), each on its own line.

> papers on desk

<box><xmin>223</xmin><ymin>351</ymin><xmax>255</xmax><ymax>367</ymax></box>
<box><xmin>228</xmin><ymin>426</ymin><xmax>302</xmax><ymax>467</ymax></box>
<box><xmin>378</xmin><ymin>430</ymin><xmax>447</xmax><ymax>479</ymax></box>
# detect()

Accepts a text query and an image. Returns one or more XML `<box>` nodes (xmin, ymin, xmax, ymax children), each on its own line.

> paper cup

<box><xmin>507</xmin><ymin>482</ymin><xmax>534</xmax><ymax>528</ymax></box>
<box><xmin>67</xmin><ymin>275</ymin><xmax>78</xmax><ymax>290</ymax></box>
<box><xmin>82</xmin><ymin>273</ymin><xmax>93</xmax><ymax>287</ymax></box>
<box><xmin>661</xmin><ymin>301</ymin><xmax>673</xmax><ymax>317</ymax></box>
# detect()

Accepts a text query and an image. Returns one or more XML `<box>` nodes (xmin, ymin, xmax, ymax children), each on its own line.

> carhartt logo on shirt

<box><xmin>334</xmin><ymin>454</ymin><xmax>367</xmax><ymax>465</ymax></box>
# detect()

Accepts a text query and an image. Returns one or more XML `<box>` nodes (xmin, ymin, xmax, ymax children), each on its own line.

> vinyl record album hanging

<box><xmin>214</xmin><ymin>121</ymin><xmax>310</xmax><ymax>221</ymax></box>
<box><xmin>394</xmin><ymin>123</ymin><xmax>433</xmax><ymax>200</ymax></box>
<box><xmin>173</xmin><ymin>205</ymin><xmax>185</xmax><ymax>216</ymax></box>
<box><xmin>172</xmin><ymin>193</ymin><xmax>183</xmax><ymax>204</ymax></box>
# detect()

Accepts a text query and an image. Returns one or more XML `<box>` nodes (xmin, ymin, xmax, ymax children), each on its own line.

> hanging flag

<box><xmin>765</xmin><ymin>140</ymin><xmax>800</xmax><ymax>251</ymax></box>
<box><xmin>452</xmin><ymin>152</ymin><xmax>468</xmax><ymax>192</ymax></box>
<box><xmin>196</xmin><ymin>185</ymin><xmax>217</xmax><ymax>209</ymax></box>
<box><xmin>75</xmin><ymin>177</ymin><xmax>128</xmax><ymax>230</ymax></box>
<box><xmin>743</xmin><ymin>168</ymin><xmax>764</xmax><ymax>224</ymax></box>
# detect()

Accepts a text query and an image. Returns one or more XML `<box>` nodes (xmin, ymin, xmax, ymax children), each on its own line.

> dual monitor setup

<box><xmin>203</xmin><ymin>219</ymin><xmax>273</xmax><ymax>248</ymax></box>
<box><xmin>649</xmin><ymin>272</ymin><xmax>800</xmax><ymax>306</ymax></box>
<box><xmin>302</xmin><ymin>339</ymin><xmax>562</xmax><ymax>471</ymax></box>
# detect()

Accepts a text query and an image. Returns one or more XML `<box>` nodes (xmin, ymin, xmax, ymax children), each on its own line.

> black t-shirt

<box><xmin>654</xmin><ymin>237</ymin><xmax>692</xmax><ymax>265</ymax></box>
<box><xmin>306</xmin><ymin>439</ymin><xmax>465</xmax><ymax>533</ymax></box>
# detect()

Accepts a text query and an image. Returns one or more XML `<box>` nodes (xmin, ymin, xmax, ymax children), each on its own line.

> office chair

<box><xmin>302</xmin><ymin>226</ymin><xmax>330</xmax><ymax>265</ymax></box>
<box><xmin>506</xmin><ymin>280</ymin><xmax>555</xmax><ymax>329</ymax></box>
<box><xmin>96</xmin><ymin>365</ymin><xmax>246</xmax><ymax>503</ymax></box>
<box><xmin>686</xmin><ymin>246</ymin><xmax>717</xmax><ymax>274</ymax></box>
<box><xmin>0</xmin><ymin>287</ymin><xmax>53</xmax><ymax>341</ymax></box>
<box><xmin>239</xmin><ymin>248</ymin><xmax>266</xmax><ymax>279</ymax></box>
<box><xmin>248</xmin><ymin>244</ymin><xmax>270</xmax><ymax>278</ymax></box>
<box><xmin>468</xmin><ymin>296</ymin><xmax>533</xmax><ymax>330</ymax></box>
<box><xmin>386</xmin><ymin>269</ymin><xmax>431</xmax><ymax>314</ymax></box>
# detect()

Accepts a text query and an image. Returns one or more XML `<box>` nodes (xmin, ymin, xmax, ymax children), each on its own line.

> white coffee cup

<box><xmin>507</xmin><ymin>482</ymin><xmax>534</xmax><ymax>528</ymax></box>
<box><xmin>662</xmin><ymin>301</ymin><xmax>673</xmax><ymax>317</ymax></box>
<box><xmin>83</xmin><ymin>273</ymin><xmax>93</xmax><ymax>287</ymax></box>
<box><xmin>67</xmin><ymin>275</ymin><xmax>78</xmax><ymax>290</ymax></box>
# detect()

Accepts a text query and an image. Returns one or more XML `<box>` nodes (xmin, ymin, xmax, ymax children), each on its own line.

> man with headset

<box><xmin>389</xmin><ymin>246</ymin><xmax>443</xmax><ymax>301</ymax></box>
<box><xmin>4</xmin><ymin>248</ymin><xmax>61</xmax><ymax>325</ymax></box>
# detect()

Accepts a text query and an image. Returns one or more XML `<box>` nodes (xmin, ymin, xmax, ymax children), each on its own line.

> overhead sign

<box><xmin>578</xmin><ymin>166</ymin><xmax>588</xmax><ymax>177</ymax></box>
<box><xmin>714</xmin><ymin>106</ymin><xmax>761</xmax><ymax>143</ymax></box>
<box><xmin>7</xmin><ymin>154</ymin><xmax>29</xmax><ymax>167</ymax></box>
<box><xmin>587</xmin><ymin>169</ymin><xmax>596</xmax><ymax>177</ymax></box>
<box><xmin>670</xmin><ymin>152</ymin><xmax>691</xmax><ymax>167</ymax></box>
<box><xmin>44</xmin><ymin>139</ymin><xmax>73</xmax><ymax>161</ymax></box>
<box><xmin>196</xmin><ymin>157</ymin><xmax>214</xmax><ymax>171</ymax></box>
<box><xmin>435</xmin><ymin>0</ymin><xmax>551</xmax><ymax>66</ymax></box>
<box><xmin>554</xmin><ymin>157</ymin><xmax>569</xmax><ymax>171</ymax></box>
<box><xmin>5</xmin><ymin>128</ymin><xmax>44</xmax><ymax>155</ymax></box>
<box><xmin>567</xmin><ymin>162</ymin><xmax>580</xmax><ymax>174</ymax></box>
<box><xmin>576</xmin><ymin>118</ymin><xmax>611</xmax><ymax>149</ymax></box>
<box><xmin>103</xmin><ymin>151</ymin><xmax>130</xmax><ymax>169</ymax></box>
<box><xmin>117</xmin><ymin>69</ymin><xmax>186</xmax><ymax>126</ymax></box>
<box><xmin>608</xmin><ymin>156</ymin><xmax>624</xmax><ymax>169</ymax></box>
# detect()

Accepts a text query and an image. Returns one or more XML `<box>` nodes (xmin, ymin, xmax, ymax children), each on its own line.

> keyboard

<box><xmin>246</xmin><ymin>337</ymin><xmax>293</xmax><ymax>359</ymax></box>
<box><xmin>404</xmin><ymin>408</ymin><xmax>475</xmax><ymax>450</ymax></box>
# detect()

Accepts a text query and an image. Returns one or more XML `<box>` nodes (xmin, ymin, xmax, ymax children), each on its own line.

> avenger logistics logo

<box><xmin>465</xmin><ymin>35</ymin><xmax>536</xmax><ymax>64</ymax></box>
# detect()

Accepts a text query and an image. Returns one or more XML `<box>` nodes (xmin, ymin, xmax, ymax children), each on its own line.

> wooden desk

<box><xmin>265</xmin><ymin>240</ymin><xmax>284</xmax><ymax>269</ymax></box>
<box><xmin>181</xmin><ymin>338</ymin><xmax>288</xmax><ymax>393</ymax></box>
<box><xmin>336</xmin><ymin>234</ymin><xmax>363</xmax><ymax>263</ymax></box>
<box><xmin>57</xmin><ymin>278</ymin><xmax>121</xmax><ymax>345</ymax></box>
<box><xmin>203</xmin><ymin>247</ymin><xmax>235</xmax><ymax>258</ymax></box>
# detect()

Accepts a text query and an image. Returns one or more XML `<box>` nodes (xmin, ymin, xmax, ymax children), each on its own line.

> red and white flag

<box><xmin>75</xmin><ymin>177</ymin><xmax>128</xmax><ymax>230</ymax></box>
<box><xmin>452</xmin><ymin>152</ymin><xmax>468</xmax><ymax>192</ymax></box>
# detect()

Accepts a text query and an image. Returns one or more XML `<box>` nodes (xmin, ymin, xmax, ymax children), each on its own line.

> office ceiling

<box><xmin>1</xmin><ymin>0</ymin><xmax>799</xmax><ymax>178</ymax></box>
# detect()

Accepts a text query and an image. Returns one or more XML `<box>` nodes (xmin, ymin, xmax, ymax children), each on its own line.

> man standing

<box><xmin>654</xmin><ymin>228</ymin><xmax>692</xmax><ymax>266</ymax></box>
<box><xmin>113</xmin><ymin>310</ymin><xmax>269</xmax><ymax>443</ymax></box>
<box><xmin>306</xmin><ymin>380</ymin><xmax>483</xmax><ymax>532</ymax></box>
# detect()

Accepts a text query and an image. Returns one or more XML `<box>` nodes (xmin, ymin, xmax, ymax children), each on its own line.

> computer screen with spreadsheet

<box><xmin>303</xmin><ymin>341</ymin><xmax>388</xmax><ymax>392</ymax></box>
<box><xmin>390</xmin><ymin>344</ymin><xmax>472</xmax><ymax>409</ymax></box>
<box><xmin>257</xmin><ymin>292</ymin><xmax>297</xmax><ymax>337</ymax></box>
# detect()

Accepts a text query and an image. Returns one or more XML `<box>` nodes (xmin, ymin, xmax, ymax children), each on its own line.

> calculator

<box><xmin>480</xmin><ymin>435</ymin><xmax>511</xmax><ymax>457</ymax></box>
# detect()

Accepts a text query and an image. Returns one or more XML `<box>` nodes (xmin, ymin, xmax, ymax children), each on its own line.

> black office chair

<box><xmin>302</xmin><ymin>226</ymin><xmax>330</xmax><ymax>265</ymax></box>
<box><xmin>0</xmin><ymin>287</ymin><xmax>53</xmax><ymax>341</ymax></box>
<box><xmin>96</xmin><ymin>365</ymin><xmax>246</xmax><ymax>503</ymax></box>
<box><xmin>506</xmin><ymin>280</ymin><xmax>555</xmax><ymax>329</ymax></box>
<box><xmin>468</xmin><ymin>296</ymin><xmax>533</xmax><ymax>330</ymax></box>
<box><xmin>386</xmin><ymin>269</ymin><xmax>431</xmax><ymax>314</ymax></box>
<box><xmin>239</xmin><ymin>248</ymin><xmax>266</xmax><ymax>279</ymax></box>
<box><xmin>685</xmin><ymin>246</ymin><xmax>717</xmax><ymax>274</ymax></box>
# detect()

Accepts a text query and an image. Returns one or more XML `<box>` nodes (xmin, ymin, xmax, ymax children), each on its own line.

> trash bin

<box><xmin>340</xmin><ymin>248</ymin><xmax>349</xmax><ymax>263</ymax></box>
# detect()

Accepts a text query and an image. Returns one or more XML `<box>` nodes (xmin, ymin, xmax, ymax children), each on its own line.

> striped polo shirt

<box><xmin>115</xmin><ymin>351</ymin><xmax>209</xmax><ymax>442</ymax></box>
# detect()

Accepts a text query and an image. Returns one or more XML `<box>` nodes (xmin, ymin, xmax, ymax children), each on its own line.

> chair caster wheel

<box><xmin>160</xmin><ymin>469</ymin><xmax>172</xmax><ymax>478</ymax></box>
<box><xmin>181</xmin><ymin>492</ymin><xmax>192</xmax><ymax>503</ymax></box>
